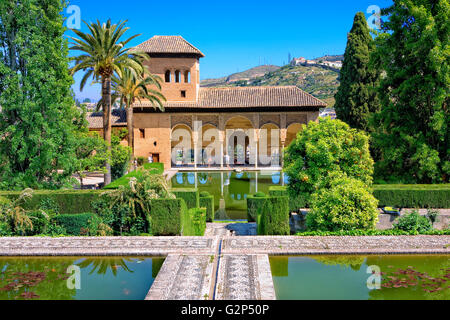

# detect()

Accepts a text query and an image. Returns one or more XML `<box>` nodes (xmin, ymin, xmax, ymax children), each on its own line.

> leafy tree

<box><xmin>0</xmin><ymin>0</ymin><xmax>79</xmax><ymax>189</ymax></box>
<box><xmin>334</xmin><ymin>12</ymin><xmax>380</xmax><ymax>131</ymax></box>
<box><xmin>284</xmin><ymin>118</ymin><xmax>374</xmax><ymax>205</ymax></box>
<box><xmin>371</xmin><ymin>0</ymin><xmax>449</xmax><ymax>183</ymax></box>
<box><xmin>69</xmin><ymin>19</ymin><xmax>148</xmax><ymax>185</ymax></box>
<box><xmin>110</xmin><ymin>129</ymin><xmax>132</xmax><ymax>181</ymax></box>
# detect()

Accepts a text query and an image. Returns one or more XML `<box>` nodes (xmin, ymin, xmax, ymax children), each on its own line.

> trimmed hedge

<box><xmin>269</xmin><ymin>185</ymin><xmax>450</xmax><ymax>209</ymax></box>
<box><xmin>199</xmin><ymin>193</ymin><xmax>214</xmax><ymax>222</ymax></box>
<box><xmin>247</xmin><ymin>195</ymin><xmax>267</xmax><ymax>222</ymax></box>
<box><xmin>373</xmin><ymin>185</ymin><xmax>450</xmax><ymax>208</ymax></box>
<box><xmin>268</xmin><ymin>186</ymin><xmax>307</xmax><ymax>212</ymax></box>
<box><xmin>149</xmin><ymin>198</ymin><xmax>187</xmax><ymax>236</ymax></box>
<box><xmin>258</xmin><ymin>196</ymin><xmax>290</xmax><ymax>235</ymax></box>
<box><xmin>52</xmin><ymin>213</ymin><xmax>101</xmax><ymax>236</ymax></box>
<box><xmin>0</xmin><ymin>190</ymin><xmax>102</xmax><ymax>214</ymax></box>
<box><xmin>181</xmin><ymin>207</ymin><xmax>206</xmax><ymax>236</ymax></box>
<box><xmin>171</xmin><ymin>188</ymin><xmax>199</xmax><ymax>209</ymax></box>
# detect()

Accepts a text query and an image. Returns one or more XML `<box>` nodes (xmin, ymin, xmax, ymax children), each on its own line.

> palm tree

<box><xmin>69</xmin><ymin>19</ymin><xmax>147</xmax><ymax>185</ymax></box>
<box><xmin>109</xmin><ymin>66</ymin><xmax>166</xmax><ymax>152</ymax></box>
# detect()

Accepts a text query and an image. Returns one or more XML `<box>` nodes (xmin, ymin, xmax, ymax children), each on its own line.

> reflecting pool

<box><xmin>0</xmin><ymin>257</ymin><xmax>164</xmax><ymax>300</ymax></box>
<box><xmin>270</xmin><ymin>255</ymin><xmax>450</xmax><ymax>300</ymax></box>
<box><xmin>170</xmin><ymin>171</ymin><xmax>287</xmax><ymax>220</ymax></box>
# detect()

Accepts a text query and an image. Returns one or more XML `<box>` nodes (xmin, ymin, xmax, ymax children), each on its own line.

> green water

<box><xmin>171</xmin><ymin>171</ymin><xmax>287</xmax><ymax>220</ymax></box>
<box><xmin>0</xmin><ymin>256</ymin><xmax>164</xmax><ymax>300</ymax></box>
<box><xmin>270</xmin><ymin>255</ymin><xmax>450</xmax><ymax>300</ymax></box>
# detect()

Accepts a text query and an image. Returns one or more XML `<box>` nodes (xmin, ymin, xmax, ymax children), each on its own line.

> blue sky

<box><xmin>66</xmin><ymin>0</ymin><xmax>393</xmax><ymax>101</ymax></box>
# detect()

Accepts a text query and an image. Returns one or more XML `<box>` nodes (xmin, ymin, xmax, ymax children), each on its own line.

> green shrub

<box><xmin>296</xmin><ymin>229</ymin><xmax>450</xmax><ymax>236</ymax></box>
<box><xmin>373</xmin><ymin>184</ymin><xmax>450</xmax><ymax>208</ymax></box>
<box><xmin>171</xmin><ymin>188</ymin><xmax>199</xmax><ymax>209</ymax></box>
<box><xmin>199</xmin><ymin>191</ymin><xmax>211</xmax><ymax>198</ymax></box>
<box><xmin>269</xmin><ymin>186</ymin><xmax>308</xmax><ymax>211</ymax></box>
<box><xmin>199</xmin><ymin>194</ymin><xmax>214</xmax><ymax>222</ymax></box>
<box><xmin>247</xmin><ymin>195</ymin><xmax>268</xmax><ymax>222</ymax></box>
<box><xmin>0</xmin><ymin>196</ymin><xmax>10</xmax><ymax>205</ymax></box>
<box><xmin>150</xmin><ymin>198</ymin><xmax>187</xmax><ymax>236</ymax></box>
<box><xmin>181</xmin><ymin>207</ymin><xmax>206</xmax><ymax>236</ymax></box>
<box><xmin>52</xmin><ymin>213</ymin><xmax>104</xmax><ymax>236</ymax></box>
<box><xmin>394</xmin><ymin>210</ymin><xmax>433</xmax><ymax>233</ymax></box>
<box><xmin>25</xmin><ymin>210</ymin><xmax>52</xmax><ymax>235</ymax></box>
<box><xmin>307</xmin><ymin>177</ymin><xmax>379</xmax><ymax>231</ymax></box>
<box><xmin>284</xmin><ymin>118</ymin><xmax>374</xmax><ymax>205</ymax></box>
<box><xmin>258</xmin><ymin>196</ymin><xmax>290</xmax><ymax>235</ymax></box>
<box><xmin>254</xmin><ymin>191</ymin><xmax>266</xmax><ymax>198</ymax></box>
<box><xmin>0</xmin><ymin>190</ymin><xmax>102</xmax><ymax>214</ymax></box>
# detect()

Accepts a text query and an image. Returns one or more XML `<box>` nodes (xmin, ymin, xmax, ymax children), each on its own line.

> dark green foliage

<box><xmin>269</xmin><ymin>186</ymin><xmax>308</xmax><ymax>212</ymax></box>
<box><xmin>371</xmin><ymin>1</ymin><xmax>449</xmax><ymax>183</ymax></box>
<box><xmin>334</xmin><ymin>12</ymin><xmax>379</xmax><ymax>131</ymax></box>
<box><xmin>247</xmin><ymin>195</ymin><xmax>268</xmax><ymax>222</ymax></box>
<box><xmin>393</xmin><ymin>210</ymin><xmax>433</xmax><ymax>233</ymax></box>
<box><xmin>258</xmin><ymin>196</ymin><xmax>290</xmax><ymax>235</ymax></box>
<box><xmin>111</xmin><ymin>130</ymin><xmax>132</xmax><ymax>182</ymax></box>
<box><xmin>0</xmin><ymin>0</ymin><xmax>80</xmax><ymax>189</ymax></box>
<box><xmin>171</xmin><ymin>189</ymin><xmax>199</xmax><ymax>209</ymax></box>
<box><xmin>149</xmin><ymin>198</ymin><xmax>186</xmax><ymax>236</ymax></box>
<box><xmin>296</xmin><ymin>229</ymin><xmax>450</xmax><ymax>236</ymax></box>
<box><xmin>52</xmin><ymin>213</ymin><xmax>103</xmax><ymax>236</ymax></box>
<box><xmin>181</xmin><ymin>207</ymin><xmax>206</xmax><ymax>236</ymax></box>
<box><xmin>199</xmin><ymin>194</ymin><xmax>214</xmax><ymax>222</ymax></box>
<box><xmin>0</xmin><ymin>190</ymin><xmax>103</xmax><ymax>214</ymax></box>
<box><xmin>373</xmin><ymin>184</ymin><xmax>450</xmax><ymax>208</ymax></box>
<box><xmin>25</xmin><ymin>211</ymin><xmax>51</xmax><ymax>236</ymax></box>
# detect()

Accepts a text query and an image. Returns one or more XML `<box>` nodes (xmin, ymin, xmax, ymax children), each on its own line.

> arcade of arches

<box><xmin>132</xmin><ymin>111</ymin><xmax>318</xmax><ymax>169</ymax></box>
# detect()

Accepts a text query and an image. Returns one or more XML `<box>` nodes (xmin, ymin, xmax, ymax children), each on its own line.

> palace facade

<box><xmin>87</xmin><ymin>36</ymin><xmax>326</xmax><ymax>169</ymax></box>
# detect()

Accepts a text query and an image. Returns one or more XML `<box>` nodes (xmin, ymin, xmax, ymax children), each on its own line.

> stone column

<box><xmin>254</xmin><ymin>128</ymin><xmax>260</xmax><ymax>169</ymax></box>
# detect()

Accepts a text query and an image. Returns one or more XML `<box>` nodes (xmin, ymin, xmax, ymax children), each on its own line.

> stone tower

<box><xmin>133</xmin><ymin>35</ymin><xmax>204</xmax><ymax>102</ymax></box>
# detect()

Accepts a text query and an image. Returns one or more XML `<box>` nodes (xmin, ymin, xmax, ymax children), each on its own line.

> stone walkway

<box><xmin>0</xmin><ymin>233</ymin><xmax>449</xmax><ymax>300</ymax></box>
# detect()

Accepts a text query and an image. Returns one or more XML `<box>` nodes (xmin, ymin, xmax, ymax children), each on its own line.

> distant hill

<box><xmin>201</xmin><ymin>63</ymin><xmax>340</xmax><ymax>107</ymax></box>
<box><xmin>201</xmin><ymin>65</ymin><xmax>281</xmax><ymax>87</ymax></box>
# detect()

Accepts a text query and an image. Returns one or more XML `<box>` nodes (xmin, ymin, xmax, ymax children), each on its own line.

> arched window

<box><xmin>165</xmin><ymin>70</ymin><xmax>171</xmax><ymax>83</ymax></box>
<box><xmin>175</xmin><ymin>70</ymin><xmax>180</xmax><ymax>83</ymax></box>
<box><xmin>184</xmin><ymin>71</ymin><xmax>190</xmax><ymax>83</ymax></box>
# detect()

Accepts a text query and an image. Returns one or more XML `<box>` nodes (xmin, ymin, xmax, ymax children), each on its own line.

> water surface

<box><xmin>0</xmin><ymin>256</ymin><xmax>164</xmax><ymax>300</ymax></box>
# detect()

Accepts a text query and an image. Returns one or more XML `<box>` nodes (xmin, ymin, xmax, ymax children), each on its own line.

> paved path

<box><xmin>1</xmin><ymin>234</ymin><xmax>449</xmax><ymax>300</ymax></box>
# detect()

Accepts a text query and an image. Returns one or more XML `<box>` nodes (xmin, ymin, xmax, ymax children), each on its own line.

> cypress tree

<box><xmin>334</xmin><ymin>12</ymin><xmax>379</xmax><ymax>131</ymax></box>
<box><xmin>0</xmin><ymin>0</ymin><xmax>78</xmax><ymax>189</ymax></box>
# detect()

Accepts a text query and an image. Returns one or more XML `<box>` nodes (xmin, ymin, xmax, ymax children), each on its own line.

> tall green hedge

<box><xmin>0</xmin><ymin>190</ymin><xmax>102</xmax><ymax>214</ymax></box>
<box><xmin>199</xmin><ymin>192</ymin><xmax>214</xmax><ymax>222</ymax></box>
<box><xmin>373</xmin><ymin>185</ymin><xmax>450</xmax><ymax>208</ymax></box>
<box><xmin>268</xmin><ymin>186</ymin><xmax>307</xmax><ymax>212</ymax></box>
<box><xmin>258</xmin><ymin>196</ymin><xmax>290</xmax><ymax>235</ymax></box>
<box><xmin>52</xmin><ymin>213</ymin><xmax>102</xmax><ymax>236</ymax></box>
<box><xmin>171</xmin><ymin>188</ymin><xmax>199</xmax><ymax>209</ymax></box>
<box><xmin>247</xmin><ymin>195</ymin><xmax>268</xmax><ymax>222</ymax></box>
<box><xmin>149</xmin><ymin>198</ymin><xmax>187</xmax><ymax>236</ymax></box>
<box><xmin>181</xmin><ymin>207</ymin><xmax>206</xmax><ymax>236</ymax></box>
<box><xmin>268</xmin><ymin>185</ymin><xmax>450</xmax><ymax>209</ymax></box>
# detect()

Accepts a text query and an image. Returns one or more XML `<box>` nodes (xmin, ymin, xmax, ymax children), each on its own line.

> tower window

<box><xmin>165</xmin><ymin>70</ymin><xmax>171</xmax><ymax>83</ymax></box>
<box><xmin>181</xmin><ymin>90</ymin><xmax>186</xmax><ymax>98</ymax></box>
<box><xmin>139</xmin><ymin>129</ymin><xmax>145</xmax><ymax>139</ymax></box>
<box><xmin>175</xmin><ymin>70</ymin><xmax>180</xmax><ymax>83</ymax></box>
<box><xmin>184</xmin><ymin>71</ymin><xmax>190</xmax><ymax>83</ymax></box>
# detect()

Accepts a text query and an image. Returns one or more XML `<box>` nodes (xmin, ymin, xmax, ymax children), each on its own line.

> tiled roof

<box><xmin>133</xmin><ymin>36</ymin><xmax>205</xmax><ymax>57</ymax></box>
<box><xmin>86</xmin><ymin>109</ymin><xmax>127</xmax><ymax>129</ymax></box>
<box><xmin>134</xmin><ymin>86</ymin><xmax>326</xmax><ymax>109</ymax></box>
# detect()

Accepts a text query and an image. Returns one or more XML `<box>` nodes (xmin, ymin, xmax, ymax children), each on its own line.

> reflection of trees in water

<box><xmin>311</xmin><ymin>255</ymin><xmax>366</xmax><ymax>271</ymax></box>
<box><xmin>0</xmin><ymin>258</ymin><xmax>76</xmax><ymax>300</ymax></box>
<box><xmin>77</xmin><ymin>258</ymin><xmax>139</xmax><ymax>276</ymax></box>
<box><xmin>366</xmin><ymin>256</ymin><xmax>450</xmax><ymax>300</ymax></box>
